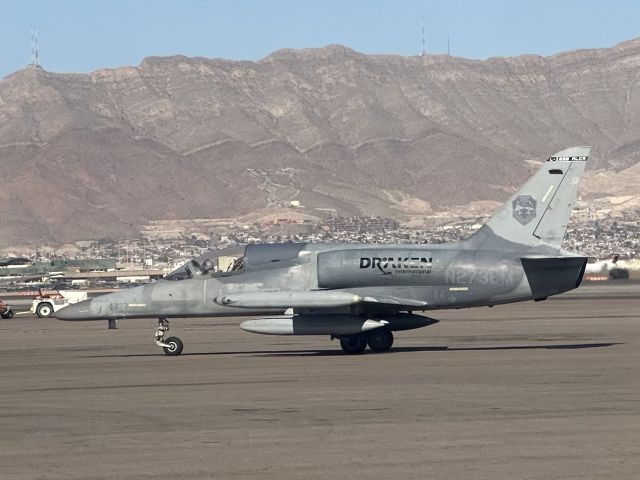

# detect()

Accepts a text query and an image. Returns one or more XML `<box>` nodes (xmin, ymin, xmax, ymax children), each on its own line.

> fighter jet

<box><xmin>57</xmin><ymin>147</ymin><xmax>591</xmax><ymax>356</ymax></box>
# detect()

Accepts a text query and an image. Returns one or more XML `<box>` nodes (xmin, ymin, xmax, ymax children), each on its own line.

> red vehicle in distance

<box><xmin>0</xmin><ymin>299</ymin><xmax>14</xmax><ymax>319</ymax></box>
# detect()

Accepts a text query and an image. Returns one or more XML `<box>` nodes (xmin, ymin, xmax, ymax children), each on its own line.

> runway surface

<box><xmin>1</xmin><ymin>283</ymin><xmax>639</xmax><ymax>479</ymax></box>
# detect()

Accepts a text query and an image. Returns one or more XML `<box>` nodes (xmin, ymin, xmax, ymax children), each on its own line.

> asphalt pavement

<box><xmin>0</xmin><ymin>283</ymin><xmax>638</xmax><ymax>479</ymax></box>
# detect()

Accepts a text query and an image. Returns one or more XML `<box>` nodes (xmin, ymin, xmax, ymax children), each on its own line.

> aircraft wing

<box><xmin>214</xmin><ymin>290</ymin><xmax>427</xmax><ymax>309</ymax></box>
<box><xmin>360</xmin><ymin>295</ymin><xmax>428</xmax><ymax>307</ymax></box>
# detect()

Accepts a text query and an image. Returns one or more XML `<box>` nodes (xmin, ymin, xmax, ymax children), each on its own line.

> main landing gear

<box><xmin>338</xmin><ymin>328</ymin><xmax>394</xmax><ymax>355</ymax></box>
<box><xmin>154</xmin><ymin>318</ymin><xmax>183</xmax><ymax>356</ymax></box>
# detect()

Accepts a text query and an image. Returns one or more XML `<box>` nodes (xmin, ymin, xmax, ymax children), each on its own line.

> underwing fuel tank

<box><xmin>240</xmin><ymin>313</ymin><xmax>438</xmax><ymax>335</ymax></box>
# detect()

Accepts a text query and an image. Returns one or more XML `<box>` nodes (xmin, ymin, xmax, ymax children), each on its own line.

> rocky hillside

<box><xmin>2</xmin><ymin>39</ymin><xmax>640</xmax><ymax>246</ymax></box>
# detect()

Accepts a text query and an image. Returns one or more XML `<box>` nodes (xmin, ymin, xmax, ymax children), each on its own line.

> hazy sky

<box><xmin>2</xmin><ymin>0</ymin><xmax>640</xmax><ymax>77</ymax></box>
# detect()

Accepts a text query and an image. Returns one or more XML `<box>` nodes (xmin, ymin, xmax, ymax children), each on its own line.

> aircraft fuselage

<box><xmin>57</xmin><ymin>241</ymin><xmax>585</xmax><ymax>321</ymax></box>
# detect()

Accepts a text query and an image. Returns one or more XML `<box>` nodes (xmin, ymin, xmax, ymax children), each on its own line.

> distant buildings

<box><xmin>2</xmin><ymin>211</ymin><xmax>637</xmax><ymax>290</ymax></box>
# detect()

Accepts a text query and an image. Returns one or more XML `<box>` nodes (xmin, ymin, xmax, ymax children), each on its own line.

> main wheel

<box><xmin>36</xmin><ymin>303</ymin><xmax>53</xmax><ymax>318</ymax></box>
<box><xmin>162</xmin><ymin>336</ymin><xmax>184</xmax><ymax>356</ymax></box>
<box><xmin>367</xmin><ymin>329</ymin><xmax>394</xmax><ymax>352</ymax></box>
<box><xmin>339</xmin><ymin>334</ymin><xmax>367</xmax><ymax>355</ymax></box>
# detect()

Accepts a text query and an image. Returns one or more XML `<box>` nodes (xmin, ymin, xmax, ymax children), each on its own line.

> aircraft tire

<box><xmin>367</xmin><ymin>328</ymin><xmax>394</xmax><ymax>352</ymax></box>
<box><xmin>36</xmin><ymin>303</ymin><xmax>53</xmax><ymax>318</ymax></box>
<box><xmin>162</xmin><ymin>336</ymin><xmax>184</xmax><ymax>356</ymax></box>
<box><xmin>1</xmin><ymin>310</ymin><xmax>14</xmax><ymax>319</ymax></box>
<box><xmin>339</xmin><ymin>334</ymin><xmax>367</xmax><ymax>355</ymax></box>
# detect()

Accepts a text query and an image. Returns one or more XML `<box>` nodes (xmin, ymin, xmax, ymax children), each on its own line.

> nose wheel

<box><xmin>155</xmin><ymin>318</ymin><xmax>184</xmax><ymax>356</ymax></box>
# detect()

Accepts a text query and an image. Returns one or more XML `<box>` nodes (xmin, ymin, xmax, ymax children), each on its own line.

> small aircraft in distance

<box><xmin>57</xmin><ymin>147</ymin><xmax>591</xmax><ymax>356</ymax></box>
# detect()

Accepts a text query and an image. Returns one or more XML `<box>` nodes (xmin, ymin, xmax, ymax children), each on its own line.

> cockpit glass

<box><xmin>164</xmin><ymin>269</ymin><xmax>192</xmax><ymax>281</ymax></box>
<box><xmin>164</xmin><ymin>246</ymin><xmax>246</xmax><ymax>281</ymax></box>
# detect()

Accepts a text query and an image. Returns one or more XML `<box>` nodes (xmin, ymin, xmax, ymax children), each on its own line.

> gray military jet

<box><xmin>57</xmin><ymin>147</ymin><xmax>591</xmax><ymax>356</ymax></box>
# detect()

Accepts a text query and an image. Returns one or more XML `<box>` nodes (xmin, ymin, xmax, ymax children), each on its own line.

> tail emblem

<box><xmin>512</xmin><ymin>195</ymin><xmax>537</xmax><ymax>225</ymax></box>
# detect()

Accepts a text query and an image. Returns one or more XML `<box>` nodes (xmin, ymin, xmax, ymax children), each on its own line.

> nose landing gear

<box><xmin>154</xmin><ymin>318</ymin><xmax>184</xmax><ymax>356</ymax></box>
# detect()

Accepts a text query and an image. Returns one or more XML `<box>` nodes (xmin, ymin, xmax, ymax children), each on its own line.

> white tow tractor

<box><xmin>30</xmin><ymin>290</ymin><xmax>88</xmax><ymax>318</ymax></box>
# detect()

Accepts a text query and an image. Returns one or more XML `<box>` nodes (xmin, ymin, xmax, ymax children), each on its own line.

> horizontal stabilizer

<box><xmin>521</xmin><ymin>256</ymin><xmax>588</xmax><ymax>300</ymax></box>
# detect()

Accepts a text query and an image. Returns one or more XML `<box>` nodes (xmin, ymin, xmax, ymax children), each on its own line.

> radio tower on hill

<box><xmin>30</xmin><ymin>29</ymin><xmax>40</xmax><ymax>67</ymax></box>
<box><xmin>420</xmin><ymin>17</ymin><xmax>426</xmax><ymax>56</ymax></box>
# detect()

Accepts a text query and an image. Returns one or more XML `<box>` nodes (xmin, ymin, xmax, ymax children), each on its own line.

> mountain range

<box><xmin>2</xmin><ymin>39</ymin><xmax>640</xmax><ymax>246</ymax></box>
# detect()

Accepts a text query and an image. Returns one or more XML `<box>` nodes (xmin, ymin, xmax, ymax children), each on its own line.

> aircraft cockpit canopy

<box><xmin>164</xmin><ymin>246</ymin><xmax>246</xmax><ymax>281</ymax></box>
<box><xmin>163</xmin><ymin>243</ymin><xmax>307</xmax><ymax>281</ymax></box>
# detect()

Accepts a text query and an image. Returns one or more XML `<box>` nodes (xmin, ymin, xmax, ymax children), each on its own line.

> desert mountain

<box><xmin>2</xmin><ymin>40</ymin><xmax>640</xmax><ymax>246</ymax></box>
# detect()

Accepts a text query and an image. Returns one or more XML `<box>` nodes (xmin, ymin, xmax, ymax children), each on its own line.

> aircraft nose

<box><xmin>56</xmin><ymin>299</ymin><xmax>94</xmax><ymax>321</ymax></box>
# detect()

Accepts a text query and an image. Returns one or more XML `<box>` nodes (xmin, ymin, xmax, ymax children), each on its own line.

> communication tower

<box><xmin>30</xmin><ymin>29</ymin><xmax>39</xmax><ymax>66</ymax></box>
<box><xmin>420</xmin><ymin>17</ymin><xmax>426</xmax><ymax>56</ymax></box>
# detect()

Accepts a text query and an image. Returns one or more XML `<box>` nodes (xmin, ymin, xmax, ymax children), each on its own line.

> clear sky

<box><xmin>1</xmin><ymin>0</ymin><xmax>640</xmax><ymax>78</ymax></box>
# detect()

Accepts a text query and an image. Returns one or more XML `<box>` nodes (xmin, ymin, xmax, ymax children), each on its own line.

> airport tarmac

<box><xmin>0</xmin><ymin>283</ymin><xmax>639</xmax><ymax>479</ymax></box>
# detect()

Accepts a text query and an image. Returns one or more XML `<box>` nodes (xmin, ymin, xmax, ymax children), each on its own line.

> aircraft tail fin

<box><xmin>473</xmin><ymin>146</ymin><xmax>590</xmax><ymax>249</ymax></box>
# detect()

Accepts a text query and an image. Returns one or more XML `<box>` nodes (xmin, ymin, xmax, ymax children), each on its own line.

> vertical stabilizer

<box><xmin>476</xmin><ymin>146</ymin><xmax>590</xmax><ymax>249</ymax></box>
